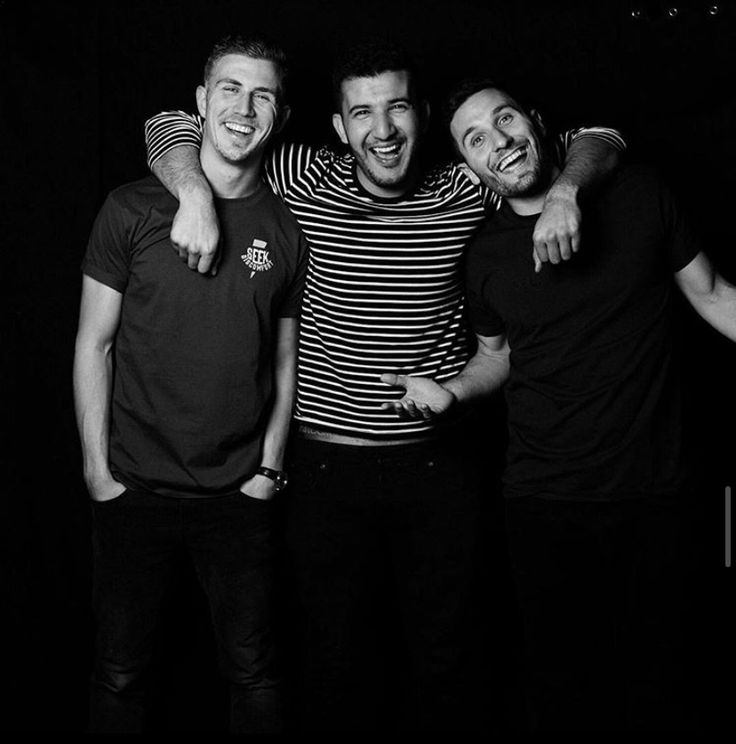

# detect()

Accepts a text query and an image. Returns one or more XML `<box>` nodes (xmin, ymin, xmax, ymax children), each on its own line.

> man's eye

<box><xmin>391</xmin><ymin>103</ymin><xmax>409</xmax><ymax>112</ymax></box>
<box><xmin>255</xmin><ymin>93</ymin><xmax>274</xmax><ymax>103</ymax></box>
<box><xmin>353</xmin><ymin>109</ymin><xmax>369</xmax><ymax>119</ymax></box>
<box><xmin>498</xmin><ymin>114</ymin><xmax>513</xmax><ymax>126</ymax></box>
<box><xmin>470</xmin><ymin>134</ymin><xmax>485</xmax><ymax>148</ymax></box>
<box><xmin>223</xmin><ymin>86</ymin><xmax>238</xmax><ymax>93</ymax></box>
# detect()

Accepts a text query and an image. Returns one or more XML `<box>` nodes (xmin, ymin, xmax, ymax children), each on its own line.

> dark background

<box><xmin>3</xmin><ymin>0</ymin><xmax>734</xmax><ymax>732</ymax></box>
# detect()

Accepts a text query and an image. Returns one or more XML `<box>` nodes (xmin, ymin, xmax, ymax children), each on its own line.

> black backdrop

<box><xmin>3</xmin><ymin>0</ymin><xmax>735</xmax><ymax>732</ymax></box>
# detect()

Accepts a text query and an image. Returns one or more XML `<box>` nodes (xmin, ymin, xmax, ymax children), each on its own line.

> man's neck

<box><xmin>200</xmin><ymin>148</ymin><xmax>263</xmax><ymax>199</ymax></box>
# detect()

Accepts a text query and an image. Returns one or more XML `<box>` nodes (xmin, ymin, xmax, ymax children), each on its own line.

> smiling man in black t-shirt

<box><xmin>73</xmin><ymin>35</ymin><xmax>307</xmax><ymax>733</ymax></box>
<box><xmin>382</xmin><ymin>79</ymin><xmax>736</xmax><ymax>732</ymax></box>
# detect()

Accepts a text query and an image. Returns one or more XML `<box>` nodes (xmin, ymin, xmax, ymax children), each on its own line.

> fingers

<box><xmin>533</xmin><ymin>248</ymin><xmax>543</xmax><ymax>274</ymax></box>
<box><xmin>532</xmin><ymin>232</ymin><xmax>579</xmax><ymax>271</ymax></box>
<box><xmin>379</xmin><ymin>398</ymin><xmax>431</xmax><ymax>420</ymax></box>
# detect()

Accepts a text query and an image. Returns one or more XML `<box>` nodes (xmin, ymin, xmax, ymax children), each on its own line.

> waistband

<box><xmin>297</xmin><ymin>423</ymin><xmax>439</xmax><ymax>447</ymax></box>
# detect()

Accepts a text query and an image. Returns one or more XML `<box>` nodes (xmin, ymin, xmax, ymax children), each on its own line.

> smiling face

<box><xmin>450</xmin><ymin>87</ymin><xmax>553</xmax><ymax>204</ymax></box>
<box><xmin>197</xmin><ymin>53</ymin><xmax>286</xmax><ymax>167</ymax></box>
<box><xmin>332</xmin><ymin>70</ymin><xmax>426</xmax><ymax>198</ymax></box>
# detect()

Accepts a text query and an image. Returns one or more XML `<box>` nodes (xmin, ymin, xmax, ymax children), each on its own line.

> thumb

<box><xmin>380</xmin><ymin>372</ymin><xmax>407</xmax><ymax>388</ymax></box>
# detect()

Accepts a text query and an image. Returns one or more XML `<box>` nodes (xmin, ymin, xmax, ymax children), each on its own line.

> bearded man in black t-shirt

<box><xmin>382</xmin><ymin>80</ymin><xmax>736</xmax><ymax>732</ymax></box>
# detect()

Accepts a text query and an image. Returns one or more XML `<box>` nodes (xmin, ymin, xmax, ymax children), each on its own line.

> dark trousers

<box><xmin>88</xmin><ymin>489</ymin><xmax>281</xmax><ymax>733</ymax></box>
<box><xmin>505</xmin><ymin>493</ymin><xmax>692</xmax><ymax>732</ymax></box>
<box><xmin>283</xmin><ymin>435</ymin><xmax>488</xmax><ymax>732</ymax></box>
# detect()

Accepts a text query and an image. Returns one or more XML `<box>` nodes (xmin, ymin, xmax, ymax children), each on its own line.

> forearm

<box><xmin>259</xmin><ymin>320</ymin><xmax>298</xmax><ymax>470</ymax></box>
<box><xmin>152</xmin><ymin>145</ymin><xmax>212</xmax><ymax>204</ymax></box>
<box><xmin>73</xmin><ymin>339</ymin><xmax>115</xmax><ymax>485</ymax></box>
<box><xmin>551</xmin><ymin>135</ymin><xmax>620</xmax><ymax>203</ymax></box>
<box><xmin>443</xmin><ymin>348</ymin><xmax>510</xmax><ymax>404</ymax></box>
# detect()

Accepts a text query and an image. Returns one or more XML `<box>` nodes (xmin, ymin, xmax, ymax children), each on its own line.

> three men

<box><xmin>384</xmin><ymin>79</ymin><xmax>736</xmax><ymax>731</ymax></box>
<box><xmin>73</xmin><ymin>35</ymin><xmax>308</xmax><ymax>733</ymax></box>
<box><xmin>143</xmin><ymin>40</ymin><xmax>624</xmax><ymax>731</ymax></box>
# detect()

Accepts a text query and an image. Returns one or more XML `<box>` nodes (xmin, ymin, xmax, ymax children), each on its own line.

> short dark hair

<box><xmin>442</xmin><ymin>77</ymin><xmax>531</xmax><ymax>132</ymax></box>
<box><xmin>331</xmin><ymin>37</ymin><xmax>421</xmax><ymax>111</ymax></box>
<box><xmin>203</xmin><ymin>34</ymin><xmax>289</xmax><ymax>99</ymax></box>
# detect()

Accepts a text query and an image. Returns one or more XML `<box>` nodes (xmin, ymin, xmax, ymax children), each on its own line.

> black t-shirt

<box><xmin>466</xmin><ymin>165</ymin><xmax>701</xmax><ymax>500</ymax></box>
<box><xmin>82</xmin><ymin>176</ymin><xmax>308</xmax><ymax>497</ymax></box>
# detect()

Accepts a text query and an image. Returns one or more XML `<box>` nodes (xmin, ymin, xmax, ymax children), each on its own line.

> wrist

<box><xmin>439</xmin><ymin>383</ymin><xmax>461</xmax><ymax>407</ymax></box>
<box><xmin>256</xmin><ymin>465</ymin><xmax>289</xmax><ymax>492</ymax></box>
<box><xmin>545</xmin><ymin>178</ymin><xmax>579</xmax><ymax>204</ymax></box>
<box><xmin>178</xmin><ymin>178</ymin><xmax>213</xmax><ymax>205</ymax></box>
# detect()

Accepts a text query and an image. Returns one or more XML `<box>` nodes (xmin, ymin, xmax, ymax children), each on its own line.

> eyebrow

<box><xmin>347</xmin><ymin>97</ymin><xmax>412</xmax><ymax>115</ymax></box>
<box><xmin>460</xmin><ymin>103</ymin><xmax>515</xmax><ymax>146</ymax></box>
<box><xmin>215</xmin><ymin>78</ymin><xmax>278</xmax><ymax>95</ymax></box>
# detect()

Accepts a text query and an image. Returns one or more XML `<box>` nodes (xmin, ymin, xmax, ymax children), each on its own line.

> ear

<box><xmin>276</xmin><ymin>104</ymin><xmax>291</xmax><ymax>134</ymax></box>
<box><xmin>458</xmin><ymin>162</ymin><xmax>481</xmax><ymax>186</ymax></box>
<box><xmin>196</xmin><ymin>85</ymin><xmax>207</xmax><ymax>119</ymax></box>
<box><xmin>332</xmin><ymin>113</ymin><xmax>349</xmax><ymax>145</ymax></box>
<box><xmin>530</xmin><ymin>108</ymin><xmax>547</xmax><ymax>137</ymax></box>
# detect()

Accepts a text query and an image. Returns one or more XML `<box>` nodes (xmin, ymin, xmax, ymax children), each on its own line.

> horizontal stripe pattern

<box><xmin>146</xmin><ymin>112</ymin><xmax>625</xmax><ymax>438</ymax></box>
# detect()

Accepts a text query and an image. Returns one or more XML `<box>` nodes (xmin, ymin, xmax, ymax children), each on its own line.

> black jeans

<box><xmin>284</xmin><ymin>435</ymin><xmax>488</xmax><ymax>732</ymax></box>
<box><xmin>88</xmin><ymin>489</ymin><xmax>281</xmax><ymax>733</ymax></box>
<box><xmin>505</xmin><ymin>493</ymin><xmax>692</xmax><ymax>732</ymax></box>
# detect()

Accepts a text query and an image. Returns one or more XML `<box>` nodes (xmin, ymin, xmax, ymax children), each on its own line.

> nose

<box><xmin>373</xmin><ymin>112</ymin><xmax>396</xmax><ymax>140</ymax></box>
<box><xmin>235</xmin><ymin>92</ymin><xmax>256</xmax><ymax>118</ymax></box>
<box><xmin>490</xmin><ymin>127</ymin><xmax>513</xmax><ymax>151</ymax></box>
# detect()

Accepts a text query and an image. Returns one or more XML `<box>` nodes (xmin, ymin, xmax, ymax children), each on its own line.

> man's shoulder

<box><xmin>589</xmin><ymin>163</ymin><xmax>673</xmax><ymax>227</ymax></box>
<box><xmin>105</xmin><ymin>175</ymin><xmax>176</xmax><ymax>212</ymax></box>
<box><xmin>258</xmin><ymin>184</ymin><xmax>305</xmax><ymax>232</ymax></box>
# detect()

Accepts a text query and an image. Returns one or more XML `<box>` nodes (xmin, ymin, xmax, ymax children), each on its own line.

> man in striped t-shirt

<box><xmin>144</xmin><ymin>40</ymin><xmax>624</xmax><ymax>732</ymax></box>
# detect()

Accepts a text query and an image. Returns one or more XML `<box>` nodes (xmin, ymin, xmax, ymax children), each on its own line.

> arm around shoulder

<box><xmin>145</xmin><ymin>110</ymin><xmax>219</xmax><ymax>274</ymax></box>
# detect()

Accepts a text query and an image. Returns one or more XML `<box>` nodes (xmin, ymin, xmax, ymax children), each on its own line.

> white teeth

<box><xmin>225</xmin><ymin>122</ymin><xmax>254</xmax><ymax>135</ymax></box>
<box><xmin>371</xmin><ymin>144</ymin><xmax>401</xmax><ymax>155</ymax></box>
<box><xmin>498</xmin><ymin>146</ymin><xmax>526</xmax><ymax>172</ymax></box>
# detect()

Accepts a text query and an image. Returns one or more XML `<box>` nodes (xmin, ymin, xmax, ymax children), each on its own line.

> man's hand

<box><xmin>379</xmin><ymin>373</ymin><xmax>456</xmax><ymax>419</ymax></box>
<box><xmin>87</xmin><ymin>473</ymin><xmax>127</xmax><ymax>503</ymax></box>
<box><xmin>171</xmin><ymin>195</ymin><xmax>221</xmax><ymax>275</ymax></box>
<box><xmin>532</xmin><ymin>186</ymin><xmax>581</xmax><ymax>273</ymax></box>
<box><xmin>239</xmin><ymin>473</ymin><xmax>277</xmax><ymax>501</ymax></box>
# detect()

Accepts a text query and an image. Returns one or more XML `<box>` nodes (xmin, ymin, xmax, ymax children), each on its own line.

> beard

<box><xmin>352</xmin><ymin>140</ymin><xmax>418</xmax><ymax>193</ymax></box>
<box><xmin>481</xmin><ymin>141</ymin><xmax>555</xmax><ymax>200</ymax></box>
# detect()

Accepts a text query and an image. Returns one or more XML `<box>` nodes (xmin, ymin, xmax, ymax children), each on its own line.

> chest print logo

<box><xmin>241</xmin><ymin>238</ymin><xmax>273</xmax><ymax>278</ymax></box>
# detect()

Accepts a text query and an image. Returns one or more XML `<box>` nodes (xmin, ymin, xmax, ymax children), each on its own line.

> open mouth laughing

<box><xmin>497</xmin><ymin>145</ymin><xmax>528</xmax><ymax>173</ymax></box>
<box><xmin>368</xmin><ymin>140</ymin><xmax>405</xmax><ymax>166</ymax></box>
<box><xmin>224</xmin><ymin>121</ymin><xmax>256</xmax><ymax>137</ymax></box>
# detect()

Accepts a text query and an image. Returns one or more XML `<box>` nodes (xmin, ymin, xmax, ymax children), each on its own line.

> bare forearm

<box><xmin>552</xmin><ymin>136</ymin><xmax>620</xmax><ymax>203</ymax></box>
<box><xmin>260</xmin><ymin>321</ymin><xmax>298</xmax><ymax>470</ymax></box>
<box><xmin>443</xmin><ymin>349</ymin><xmax>510</xmax><ymax>404</ymax></box>
<box><xmin>152</xmin><ymin>145</ymin><xmax>212</xmax><ymax>203</ymax></box>
<box><xmin>73</xmin><ymin>340</ymin><xmax>115</xmax><ymax>484</ymax></box>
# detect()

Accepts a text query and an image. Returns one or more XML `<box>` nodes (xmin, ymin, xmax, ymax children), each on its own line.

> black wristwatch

<box><xmin>256</xmin><ymin>466</ymin><xmax>289</xmax><ymax>492</ymax></box>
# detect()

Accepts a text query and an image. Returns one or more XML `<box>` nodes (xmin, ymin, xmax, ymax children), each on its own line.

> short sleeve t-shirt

<box><xmin>82</xmin><ymin>176</ymin><xmax>308</xmax><ymax>497</ymax></box>
<box><xmin>465</xmin><ymin>166</ymin><xmax>701</xmax><ymax>501</ymax></box>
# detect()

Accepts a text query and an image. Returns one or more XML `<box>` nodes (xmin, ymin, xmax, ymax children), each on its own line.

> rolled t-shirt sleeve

<box><xmin>465</xmin><ymin>256</ymin><xmax>506</xmax><ymax>338</ymax></box>
<box><xmin>81</xmin><ymin>192</ymin><xmax>131</xmax><ymax>293</ymax></box>
<box><xmin>279</xmin><ymin>232</ymin><xmax>310</xmax><ymax>318</ymax></box>
<box><xmin>144</xmin><ymin>110</ymin><xmax>204</xmax><ymax>169</ymax></box>
<box><xmin>659</xmin><ymin>179</ymin><xmax>702</xmax><ymax>272</ymax></box>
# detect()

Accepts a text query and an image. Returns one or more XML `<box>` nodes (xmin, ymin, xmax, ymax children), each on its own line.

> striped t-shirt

<box><xmin>146</xmin><ymin>113</ymin><xmax>625</xmax><ymax>439</ymax></box>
